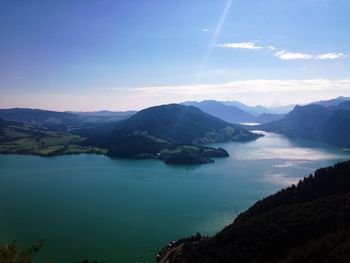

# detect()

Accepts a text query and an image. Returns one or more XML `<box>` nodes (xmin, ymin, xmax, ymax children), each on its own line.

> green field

<box><xmin>0</xmin><ymin>124</ymin><xmax>106</xmax><ymax>156</ymax></box>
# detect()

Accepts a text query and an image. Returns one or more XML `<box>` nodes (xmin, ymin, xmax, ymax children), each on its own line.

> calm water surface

<box><xmin>0</xmin><ymin>131</ymin><xmax>349</xmax><ymax>262</ymax></box>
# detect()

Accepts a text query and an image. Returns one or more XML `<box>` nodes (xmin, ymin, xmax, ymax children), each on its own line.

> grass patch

<box><xmin>160</xmin><ymin>145</ymin><xmax>202</xmax><ymax>155</ymax></box>
<box><xmin>0</xmin><ymin>123</ymin><xmax>107</xmax><ymax>156</ymax></box>
<box><xmin>64</xmin><ymin>145</ymin><xmax>107</xmax><ymax>154</ymax></box>
<box><xmin>37</xmin><ymin>145</ymin><xmax>65</xmax><ymax>155</ymax></box>
<box><xmin>39</xmin><ymin>134</ymin><xmax>81</xmax><ymax>146</ymax></box>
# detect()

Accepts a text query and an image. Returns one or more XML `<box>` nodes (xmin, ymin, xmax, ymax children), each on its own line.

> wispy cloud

<box><xmin>216</xmin><ymin>42</ymin><xmax>263</xmax><ymax>50</ymax></box>
<box><xmin>275</xmin><ymin>50</ymin><xmax>346</xmax><ymax>60</ymax></box>
<box><xmin>130</xmin><ymin>79</ymin><xmax>350</xmax><ymax>96</ymax></box>
<box><xmin>274</xmin><ymin>50</ymin><xmax>313</xmax><ymax>60</ymax></box>
<box><xmin>236</xmin><ymin>146</ymin><xmax>341</xmax><ymax>161</ymax></box>
<box><xmin>216</xmin><ymin>41</ymin><xmax>346</xmax><ymax>61</ymax></box>
<box><xmin>316</xmin><ymin>53</ymin><xmax>346</xmax><ymax>60</ymax></box>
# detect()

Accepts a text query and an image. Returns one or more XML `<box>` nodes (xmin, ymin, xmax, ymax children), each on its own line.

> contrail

<box><xmin>195</xmin><ymin>0</ymin><xmax>233</xmax><ymax>82</ymax></box>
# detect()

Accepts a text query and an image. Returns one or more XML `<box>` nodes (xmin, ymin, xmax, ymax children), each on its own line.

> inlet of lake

<box><xmin>0</xmin><ymin>131</ymin><xmax>349</xmax><ymax>263</ymax></box>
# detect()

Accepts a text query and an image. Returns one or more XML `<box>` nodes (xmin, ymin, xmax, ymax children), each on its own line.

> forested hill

<box><xmin>0</xmin><ymin>108</ymin><xmax>135</xmax><ymax>126</ymax></box>
<box><xmin>256</xmin><ymin>104</ymin><xmax>350</xmax><ymax>148</ymax></box>
<box><xmin>81</xmin><ymin>104</ymin><xmax>261</xmax><ymax>162</ymax></box>
<box><xmin>0</xmin><ymin>108</ymin><xmax>80</xmax><ymax>125</ymax></box>
<box><xmin>107</xmin><ymin>103</ymin><xmax>258</xmax><ymax>145</ymax></box>
<box><xmin>158</xmin><ymin>160</ymin><xmax>350</xmax><ymax>263</ymax></box>
<box><xmin>0</xmin><ymin>117</ymin><xmax>9</xmax><ymax>129</ymax></box>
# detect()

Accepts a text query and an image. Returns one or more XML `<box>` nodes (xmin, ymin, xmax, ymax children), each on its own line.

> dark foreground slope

<box><xmin>158</xmin><ymin>160</ymin><xmax>350</xmax><ymax>262</ymax></box>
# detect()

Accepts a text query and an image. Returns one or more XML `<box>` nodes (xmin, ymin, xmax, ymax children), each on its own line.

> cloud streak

<box><xmin>215</xmin><ymin>41</ymin><xmax>346</xmax><ymax>60</ymax></box>
<box><xmin>275</xmin><ymin>50</ymin><xmax>346</xmax><ymax>60</ymax></box>
<box><xmin>274</xmin><ymin>50</ymin><xmax>313</xmax><ymax>60</ymax></box>
<box><xmin>4</xmin><ymin>79</ymin><xmax>350</xmax><ymax>111</ymax></box>
<box><xmin>316</xmin><ymin>53</ymin><xmax>346</xmax><ymax>60</ymax></box>
<box><xmin>216</xmin><ymin>42</ymin><xmax>262</xmax><ymax>50</ymax></box>
<box><xmin>117</xmin><ymin>79</ymin><xmax>350</xmax><ymax>108</ymax></box>
<box><xmin>130</xmin><ymin>79</ymin><xmax>350</xmax><ymax>96</ymax></box>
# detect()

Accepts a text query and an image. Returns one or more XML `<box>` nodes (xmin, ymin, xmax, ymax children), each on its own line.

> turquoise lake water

<box><xmin>0</xmin><ymin>131</ymin><xmax>349</xmax><ymax>263</ymax></box>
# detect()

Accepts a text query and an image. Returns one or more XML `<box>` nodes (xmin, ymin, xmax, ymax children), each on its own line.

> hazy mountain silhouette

<box><xmin>256</xmin><ymin>104</ymin><xmax>350</xmax><ymax>147</ymax></box>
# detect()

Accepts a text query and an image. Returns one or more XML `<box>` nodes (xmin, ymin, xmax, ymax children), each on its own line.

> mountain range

<box><xmin>256</xmin><ymin>100</ymin><xmax>350</xmax><ymax>148</ymax></box>
<box><xmin>0</xmin><ymin>108</ymin><xmax>80</xmax><ymax>125</ymax></box>
<box><xmin>310</xmin><ymin>96</ymin><xmax>350</xmax><ymax>107</ymax></box>
<box><xmin>5</xmin><ymin>97</ymin><xmax>347</xmax><ymax>128</ymax></box>
<box><xmin>1</xmin><ymin>96</ymin><xmax>349</xmax><ymax>160</ymax></box>
<box><xmin>0</xmin><ymin>108</ymin><xmax>135</xmax><ymax>125</ymax></box>
<box><xmin>182</xmin><ymin>100</ymin><xmax>286</xmax><ymax>124</ymax></box>
<box><xmin>182</xmin><ymin>97</ymin><xmax>350</xmax><ymax>125</ymax></box>
<box><xmin>182</xmin><ymin>100</ymin><xmax>256</xmax><ymax>123</ymax></box>
<box><xmin>219</xmin><ymin>100</ymin><xmax>294</xmax><ymax>115</ymax></box>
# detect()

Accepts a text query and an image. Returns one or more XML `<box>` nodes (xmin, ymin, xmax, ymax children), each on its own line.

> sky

<box><xmin>1</xmin><ymin>0</ymin><xmax>350</xmax><ymax>111</ymax></box>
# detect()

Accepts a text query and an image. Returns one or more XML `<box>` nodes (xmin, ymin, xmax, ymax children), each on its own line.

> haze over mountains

<box><xmin>0</xmin><ymin>108</ymin><xmax>135</xmax><ymax>125</ymax></box>
<box><xmin>2</xmin><ymin>97</ymin><xmax>347</xmax><ymax>127</ymax></box>
<box><xmin>0</xmin><ymin>108</ymin><xmax>80</xmax><ymax>125</ymax></box>
<box><xmin>183</xmin><ymin>97</ymin><xmax>350</xmax><ymax>125</ymax></box>
<box><xmin>219</xmin><ymin>101</ymin><xmax>295</xmax><ymax>115</ymax></box>
<box><xmin>182</xmin><ymin>100</ymin><xmax>287</xmax><ymax>124</ymax></box>
<box><xmin>310</xmin><ymin>96</ymin><xmax>350</xmax><ymax>108</ymax></box>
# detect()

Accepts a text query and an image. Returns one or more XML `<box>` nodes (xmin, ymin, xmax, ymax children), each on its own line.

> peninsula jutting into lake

<box><xmin>0</xmin><ymin>104</ymin><xmax>262</xmax><ymax>164</ymax></box>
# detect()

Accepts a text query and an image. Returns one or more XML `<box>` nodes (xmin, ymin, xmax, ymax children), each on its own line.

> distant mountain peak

<box><xmin>310</xmin><ymin>96</ymin><xmax>350</xmax><ymax>107</ymax></box>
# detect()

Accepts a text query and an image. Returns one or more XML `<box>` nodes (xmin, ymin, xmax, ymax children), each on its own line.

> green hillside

<box><xmin>85</xmin><ymin>104</ymin><xmax>261</xmax><ymax>163</ymax></box>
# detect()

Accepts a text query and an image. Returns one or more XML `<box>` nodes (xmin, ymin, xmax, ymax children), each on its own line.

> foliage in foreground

<box><xmin>0</xmin><ymin>240</ymin><xmax>44</xmax><ymax>263</ymax></box>
<box><xmin>0</xmin><ymin>240</ymin><xmax>97</xmax><ymax>263</ymax></box>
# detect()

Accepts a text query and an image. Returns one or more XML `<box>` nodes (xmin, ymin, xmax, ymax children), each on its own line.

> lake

<box><xmin>0</xmin><ymin>131</ymin><xmax>349</xmax><ymax>263</ymax></box>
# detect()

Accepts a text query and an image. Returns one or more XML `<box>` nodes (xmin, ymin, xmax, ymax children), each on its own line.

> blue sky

<box><xmin>1</xmin><ymin>0</ymin><xmax>350</xmax><ymax>110</ymax></box>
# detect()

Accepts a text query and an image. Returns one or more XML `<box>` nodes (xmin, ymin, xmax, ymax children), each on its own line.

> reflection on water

<box><xmin>239</xmin><ymin>122</ymin><xmax>261</xmax><ymax>126</ymax></box>
<box><xmin>235</xmin><ymin>147</ymin><xmax>341</xmax><ymax>161</ymax></box>
<box><xmin>211</xmin><ymin>131</ymin><xmax>350</xmax><ymax>188</ymax></box>
<box><xmin>273</xmin><ymin>160</ymin><xmax>310</xmax><ymax>168</ymax></box>
<box><xmin>263</xmin><ymin>173</ymin><xmax>300</xmax><ymax>186</ymax></box>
